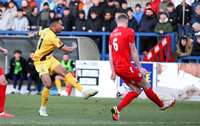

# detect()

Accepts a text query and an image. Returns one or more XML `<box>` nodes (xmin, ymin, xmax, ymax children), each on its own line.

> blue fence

<box><xmin>0</xmin><ymin>30</ymin><xmax>176</xmax><ymax>60</ymax></box>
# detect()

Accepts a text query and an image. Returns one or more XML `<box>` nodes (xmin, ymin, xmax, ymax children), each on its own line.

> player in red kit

<box><xmin>0</xmin><ymin>46</ymin><xmax>14</xmax><ymax>117</ymax></box>
<box><xmin>109</xmin><ymin>13</ymin><xmax>175</xmax><ymax>121</ymax></box>
<box><xmin>0</xmin><ymin>9</ymin><xmax>14</xmax><ymax>117</ymax></box>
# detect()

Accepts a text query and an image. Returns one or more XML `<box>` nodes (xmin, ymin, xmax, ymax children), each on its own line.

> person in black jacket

<box><xmin>191</xmin><ymin>34</ymin><xmax>200</xmax><ymax>56</ymax></box>
<box><xmin>166</xmin><ymin>2</ymin><xmax>177</xmax><ymax>32</ymax></box>
<box><xmin>75</xmin><ymin>10</ymin><xmax>86</xmax><ymax>31</ymax></box>
<box><xmin>86</xmin><ymin>11</ymin><xmax>102</xmax><ymax>49</ymax></box>
<box><xmin>28</xmin><ymin>6</ymin><xmax>39</xmax><ymax>30</ymax></box>
<box><xmin>87</xmin><ymin>0</ymin><xmax>104</xmax><ymax>20</ymax></box>
<box><xmin>127</xmin><ymin>7</ymin><xmax>138</xmax><ymax>32</ymax></box>
<box><xmin>102</xmin><ymin>11</ymin><xmax>113</xmax><ymax>32</ymax></box>
<box><xmin>61</xmin><ymin>7</ymin><xmax>75</xmax><ymax>31</ymax></box>
<box><xmin>138</xmin><ymin>8</ymin><xmax>158</xmax><ymax>54</ymax></box>
<box><xmin>24</xmin><ymin>51</ymin><xmax>42</xmax><ymax>95</ymax></box>
<box><xmin>176</xmin><ymin>0</ymin><xmax>191</xmax><ymax>40</ymax></box>
<box><xmin>6</xmin><ymin>50</ymin><xmax>27</xmax><ymax>94</ymax></box>
<box><xmin>110</xmin><ymin>11</ymin><xmax>120</xmax><ymax>31</ymax></box>
<box><xmin>104</xmin><ymin>0</ymin><xmax>119</xmax><ymax>18</ymax></box>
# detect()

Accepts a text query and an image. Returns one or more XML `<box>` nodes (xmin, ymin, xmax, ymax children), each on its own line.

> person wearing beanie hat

<box><xmin>191</xmin><ymin>31</ymin><xmax>200</xmax><ymax>57</ymax></box>
<box><xmin>75</xmin><ymin>10</ymin><xmax>86</xmax><ymax>31</ymax></box>
<box><xmin>133</xmin><ymin>3</ymin><xmax>144</xmax><ymax>24</ymax></box>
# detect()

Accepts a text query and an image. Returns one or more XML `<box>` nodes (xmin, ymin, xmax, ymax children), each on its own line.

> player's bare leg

<box><xmin>0</xmin><ymin>75</ymin><xmax>14</xmax><ymax>117</ymax></box>
<box><xmin>137</xmin><ymin>78</ymin><xmax>175</xmax><ymax>110</ymax></box>
<box><xmin>39</xmin><ymin>73</ymin><xmax>52</xmax><ymax>116</ymax></box>
<box><xmin>111</xmin><ymin>83</ymin><xmax>141</xmax><ymax>121</ymax></box>
<box><xmin>53</xmin><ymin>64</ymin><xmax>98</xmax><ymax>99</ymax></box>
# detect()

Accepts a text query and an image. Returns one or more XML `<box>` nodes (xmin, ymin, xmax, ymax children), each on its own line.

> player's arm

<box><xmin>109</xmin><ymin>45</ymin><xmax>116</xmax><ymax>82</ymax></box>
<box><xmin>129</xmin><ymin>43</ymin><xmax>147</xmax><ymax>75</ymax></box>
<box><xmin>28</xmin><ymin>31</ymin><xmax>39</xmax><ymax>39</ymax></box>
<box><xmin>0</xmin><ymin>46</ymin><xmax>8</xmax><ymax>56</ymax></box>
<box><xmin>60</xmin><ymin>42</ymin><xmax>77</xmax><ymax>54</ymax></box>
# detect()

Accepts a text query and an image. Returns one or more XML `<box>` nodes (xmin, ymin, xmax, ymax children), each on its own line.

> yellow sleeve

<box><xmin>50</xmin><ymin>36</ymin><xmax>64</xmax><ymax>49</ymax></box>
<box><xmin>38</xmin><ymin>30</ymin><xmax>43</xmax><ymax>36</ymax></box>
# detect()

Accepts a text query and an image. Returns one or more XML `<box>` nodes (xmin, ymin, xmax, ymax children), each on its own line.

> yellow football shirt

<box><xmin>33</xmin><ymin>28</ymin><xmax>64</xmax><ymax>61</ymax></box>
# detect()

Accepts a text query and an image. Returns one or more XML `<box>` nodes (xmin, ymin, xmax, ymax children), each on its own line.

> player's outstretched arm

<box><xmin>0</xmin><ymin>47</ymin><xmax>8</xmax><ymax>56</ymax></box>
<box><xmin>28</xmin><ymin>31</ymin><xmax>39</xmax><ymax>39</ymax></box>
<box><xmin>60</xmin><ymin>42</ymin><xmax>77</xmax><ymax>54</ymax></box>
<box><xmin>129</xmin><ymin>43</ymin><xmax>147</xmax><ymax>75</ymax></box>
<box><xmin>109</xmin><ymin>45</ymin><xmax>116</xmax><ymax>82</ymax></box>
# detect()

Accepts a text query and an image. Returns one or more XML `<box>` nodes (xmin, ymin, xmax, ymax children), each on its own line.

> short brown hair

<box><xmin>117</xmin><ymin>13</ymin><xmax>128</xmax><ymax>22</ymax></box>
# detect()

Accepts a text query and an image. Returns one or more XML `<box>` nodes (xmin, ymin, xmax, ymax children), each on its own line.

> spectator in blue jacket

<box><xmin>190</xmin><ymin>5</ymin><xmax>200</xmax><ymax>43</ymax></box>
<box><xmin>54</xmin><ymin>0</ymin><xmax>66</xmax><ymax>18</ymax></box>
<box><xmin>133</xmin><ymin>3</ymin><xmax>144</xmax><ymax>24</ymax></box>
<box><xmin>191</xmin><ymin>0</ymin><xmax>200</xmax><ymax>20</ymax></box>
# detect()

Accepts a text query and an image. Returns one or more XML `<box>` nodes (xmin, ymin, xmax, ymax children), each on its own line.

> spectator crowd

<box><xmin>0</xmin><ymin>0</ymin><xmax>199</xmax><ymax>57</ymax></box>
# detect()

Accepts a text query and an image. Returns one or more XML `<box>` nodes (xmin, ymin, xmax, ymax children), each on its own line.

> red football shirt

<box><xmin>109</xmin><ymin>26</ymin><xmax>135</xmax><ymax>67</ymax></box>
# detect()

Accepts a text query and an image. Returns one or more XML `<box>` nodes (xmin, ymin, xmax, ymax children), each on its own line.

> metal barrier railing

<box><xmin>0</xmin><ymin>30</ymin><xmax>176</xmax><ymax>61</ymax></box>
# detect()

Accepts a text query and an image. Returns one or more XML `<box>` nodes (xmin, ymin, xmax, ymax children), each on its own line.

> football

<box><xmin>116</xmin><ymin>85</ymin><xmax>130</xmax><ymax>99</ymax></box>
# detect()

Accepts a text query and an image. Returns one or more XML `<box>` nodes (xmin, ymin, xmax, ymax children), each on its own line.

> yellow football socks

<box><xmin>65</xmin><ymin>73</ymin><xmax>83</xmax><ymax>92</ymax></box>
<box><xmin>55</xmin><ymin>79</ymin><xmax>62</xmax><ymax>90</ymax></box>
<box><xmin>42</xmin><ymin>87</ymin><xmax>50</xmax><ymax>107</ymax></box>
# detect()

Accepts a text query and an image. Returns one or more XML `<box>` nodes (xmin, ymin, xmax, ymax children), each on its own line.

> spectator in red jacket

<box><xmin>28</xmin><ymin>0</ymin><xmax>37</xmax><ymax>8</ymax></box>
<box><xmin>144</xmin><ymin>0</ymin><xmax>161</xmax><ymax>16</ymax></box>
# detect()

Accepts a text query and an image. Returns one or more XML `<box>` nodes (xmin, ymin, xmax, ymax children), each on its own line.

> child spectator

<box><xmin>154</xmin><ymin>13</ymin><xmax>173</xmax><ymax>34</ymax></box>
<box><xmin>177</xmin><ymin>36</ymin><xmax>193</xmax><ymax>58</ymax></box>
<box><xmin>0</xmin><ymin>5</ymin><xmax>13</xmax><ymax>30</ymax></box>
<box><xmin>133</xmin><ymin>3</ymin><xmax>144</xmax><ymax>24</ymax></box>
<box><xmin>54</xmin><ymin>0</ymin><xmax>66</xmax><ymax>18</ymax></box>
<box><xmin>49</xmin><ymin>0</ymin><xmax>58</xmax><ymax>10</ymax></box>
<box><xmin>67</xmin><ymin>0</ymin><xmax>84</xmax><ymax>18</ymax></box>
<box><xmin>38</xmin><ymin>2</ymin><xmax>50</xmax><ymax>29</ymax></box>
<box><xmin>166</xmin><ymin>2</ymin><xmax>177</xmax><ymax>32</ymax></box>
<box><xmin>102</xmin><ymin>11</ymin><xmax>113</xmax><ymax>32</ymax></box>
<box><xmin>191</xmin><ymin>32</ymin><xmax>200</xmax><ymax>56</ymax></box>
<box><xmin>75</xmin><ymin>10</ymin><xmax>86</xmax><ymax>31</ymax></box>
<box><xmin>22</xmin><ymin>0</ymin><xmax>32</xmax><ymax>17</ymax></box>
<box><xmin>28</xmin><ymin>6</ymin><xmax>39</xmax><ymax>30</ymax></box>
<box><xmin>176</xmin><ymin>0</ymin><xmax>191</xmax><ymax>39</ymax></box>
<box><xmin>7</xmin><ymin>50</ymin><xmax>27</xmax><ymax>94</ymax></box>
<box><xmin>82</xmin><ymin>0</ymin><xmax>93</xmax><ymax>20</ymax></box>
<box><xmin>12</xmin><ymin>8</ymin><xmax>29</xmax><ymax>31</ymax></box>
<box><xmin>127</xmin><ymin>7</ymin><xmax>138</xmax><ymax>32</ymax></box>
<box><xmin>28</xmin><ymin>0</ymin><xmax>37</xmax><ymax>8</ymax></box>
<box><xmin>24</xmin><ymin>51</ymin><xmax>42</xmax><ymax>95</ymax></box>
<box><xmin>61</xmin><ymin>8</ymin><xmax>75</xmax><ymax>31</ymax></box>
<box><xmin>191</xmin><ymin>0</ymin><xmax>200</xmax><ymax>19</ymax></box>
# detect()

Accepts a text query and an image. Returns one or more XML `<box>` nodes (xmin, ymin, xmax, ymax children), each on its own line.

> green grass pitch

<box><xmin>0</xmin><ymin>95</ymin><xmax>200</xmax><ymax>126</ymax></box>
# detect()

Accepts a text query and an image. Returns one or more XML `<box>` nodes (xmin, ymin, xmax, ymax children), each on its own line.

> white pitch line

<box><xmin>1</xmin><ymin>121</ymin><xmax>200</xmax><ymax>125</ymax></box>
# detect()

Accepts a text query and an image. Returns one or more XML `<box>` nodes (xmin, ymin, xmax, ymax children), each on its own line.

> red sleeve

<box><xmin>129</xmin><ymin>29</ymin><xmax>135</xmax><ymax>43</ymax></box>
<box><xmin>109</xmin><ymin>36</ymin><xmax>112</xmax><ymax>45</ymax></box>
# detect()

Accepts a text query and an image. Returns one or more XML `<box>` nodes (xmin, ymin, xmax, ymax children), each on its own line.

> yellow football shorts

<box><xmin>34</xmin><ymin>56</ymin><xmax>61</xmax><ymax>77</ymax></box>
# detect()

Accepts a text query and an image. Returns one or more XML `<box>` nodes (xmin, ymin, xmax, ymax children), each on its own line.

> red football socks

<box><xmin>118</xmin><ymin>91</ymin><xmax>138</xmax><ymax>112</ymax></box>
<box><xmin>144</xmin><ymin>88</ymin><xmax>164</xmax><ymax>107</ymax></box>
<box><xmin>0</xmin><ymin>85</ymin><xmax>6</xmax><ymax>113</ymax></box>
